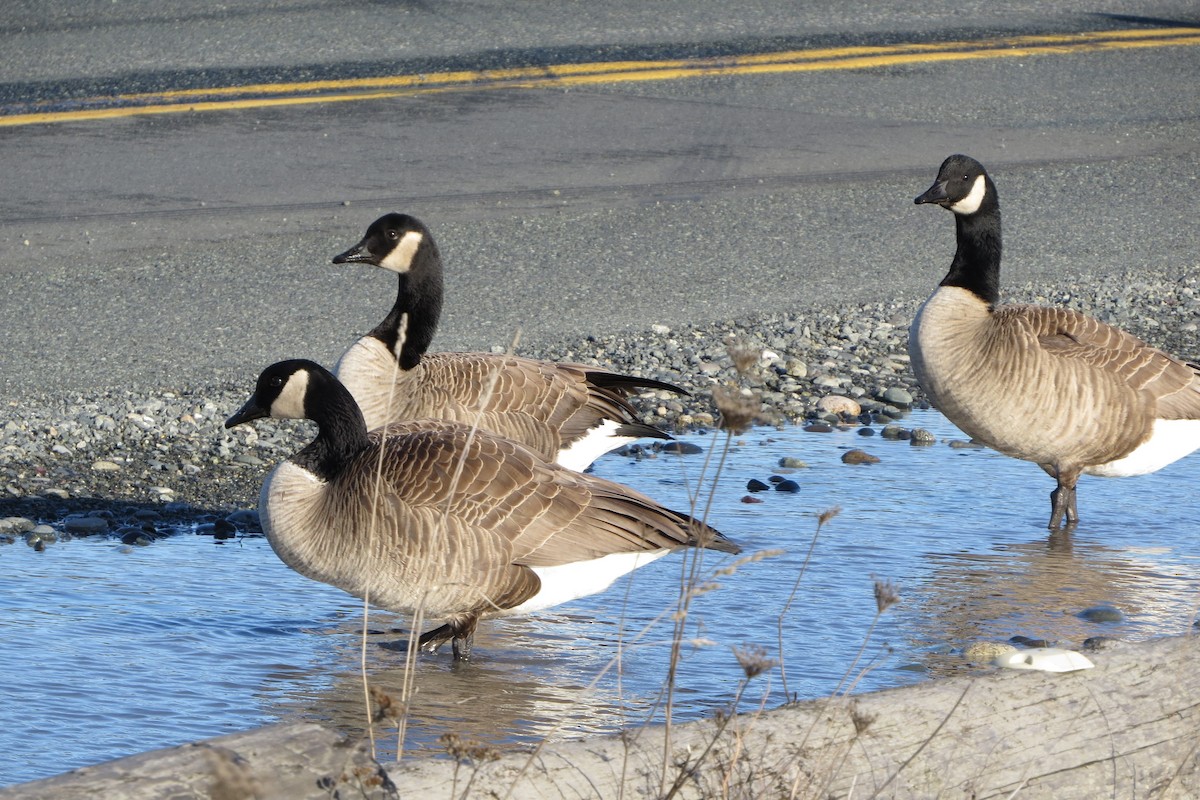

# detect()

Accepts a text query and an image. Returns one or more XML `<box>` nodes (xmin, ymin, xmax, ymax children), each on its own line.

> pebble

<box><xmin>816</xmin><ymin>395</ymin><xmax>860</xmax><ymax>416</ymax></box>
<box><xmin>740</xmin><ymin>495</ymin><xmax>763</xmax><ymax>504</ymax></box>
<box><xmin>64</xmin><ymin>516</ymin><xmax>110</xmax><ymax>535</ymax></box>
<box><xmin>842</xmin><ymin>449</ymin><xmax>880</xmax><ymax>465</ymax></box>
<box><xmin>880</xmin><ymin>387</ymin><xmax>913</xmax><ymax>407</ymax></box>
<box><xmin>963</xmin><ymin>641</ymin><xmax>1017</xmax><ymax>663</ymax></box>
<box><xmin>774</xmin><ymin>479</ymin><xmax>801</xmax><ymax>493</ymax></box>
<box><xmin>777</xmin><ymin>456</ymin><xmax>807</xmax><ymax>469</ymax></box>
<box><xmin>746</xmin><ymin>478</ymin><xmax>770</xmax><ymax>493</ymax></box>
<box><xmin>659</xmin><ymin>441</ymin><xmax>703</xmax><ymax>455</ymax></box>
<box><xmin>91</xmin><ymin>460</ymin><xmax>121</xmax><ymax>472</ymax></box>
<box><xmin>1009</xmin><ymin>635</ymin><xmax>1052</xmax><ymax>648</ymax></box>
<box><xmin>909</xmin><ymin>428</ymin><xmax>937</xmax><ymax>446</ymax></box>
<box><xmin>0</xmin><ymin>517</ymin><xmax>36</xmax><ymax>534</ymax></box>
<box><xmin>803</xmin><ymin>423</ymin><xmax>833</xmax><ymax>433</ymax></box>
<box><xmin>880</xmin><ymin>424</ymin><xmax>910</xmax><ymax>440</ymax></box>
<box><xmin>1078</xmin><ymin>605</ymin><xmax>1125</xmax><ymax>623</ymax></box>
<box><xmin>24</xmin><ymin>528</ymin><xmax>58</xmax><ymax>548</ymax></box>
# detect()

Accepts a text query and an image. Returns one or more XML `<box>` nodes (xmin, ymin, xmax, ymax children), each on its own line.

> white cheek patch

<box><xmin>950</xmin><ymin>175</ymin><xmax>987</xmax><ymax>215</ymax></box>
<box><xmin>378</xmin><ymin>231</ymin><xmax>424</xmax><ymax>273</ymax></box>
<box><xmin>272</xmin><ymin>370</ymin><xmax>310</xmax><ymax>420</ymax></box>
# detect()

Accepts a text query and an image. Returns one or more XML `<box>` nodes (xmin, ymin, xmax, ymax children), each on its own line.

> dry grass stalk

<box><xmin>777</xmin><ymin>508</ymin><xmax>840</xmax><ymax>702</ymax></box>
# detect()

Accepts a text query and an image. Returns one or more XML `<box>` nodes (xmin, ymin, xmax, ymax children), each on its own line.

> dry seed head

<box><xmin>817</xmin><ymin>506</ymin><xmax>842</xmax><ymax>527</ymax></box>
<box><xmin>369</xmin><ymin>684</ymin><xmax>401</xmax><ymax>723</ymax></box>
<box><xmin>439</xmin><ymin>732</ymin><xmax>500</xmax><ymax>764</ymax></box>
<box><xmin>725</xmin><ymin>335</ymin><xmax>762</xmax><ymax>376</ymax></box>
<box><xmin>733</xmin><ymin>644</ymin><xmax>778</xmax><ymax>680</ymax></box>
<box><xmin>849</xmin><ymin>701</ymin><xmax>876</xmax><ymax>735</ymax></box>
<box><xmin>873</xmin><ymin>577</ymin><xmax>901</xmax><ymax>613</ymax></box>
<box><xmin>713</xmin><ymin>385</ymin><xmax>762</xmax><ymax>434</ymax></box>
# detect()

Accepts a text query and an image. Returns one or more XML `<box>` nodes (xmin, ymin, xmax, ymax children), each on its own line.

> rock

<box><xmin>659</xmin><ymin>441</ymin><xmax>703</xmax><ymax>455</ymax></box>
<box><xmin>816</xmin><ymin>395</ymin><xmax>861</xmax><ymax>416</ymax></box>
<box><xmin>1078</xmin><ymin>605</ymin><xmax>1125</xmax><ymax>623</ymax></box>
<box><xmin>740</xmin><ymin>495</ymin><xmax>763</xmax><ymax>504</ymax></box>
<box><xmin>963</xmin><ymin>641</ymin><xmax>1018</xmax><ymax>663</ymax></box>
<box><xmin>1083</xmin><ymin>636</ymin><xmax>1123</xmax><ymax>651</ymax></box>
<box><xmin>225</xmin><ymin>509</ymin><xmax>261</xmax><ymax>529</ymax></box>
<box><xmin>64</xmin><ymin>515</ymin><xmax>110</xmax><ymax>535</ymax></box>
<box><xmin>777</xmin><ymin>456</ymin><xmax>807</xmax><ymax>469</ymax></box>
<box><xmin>813</xmin><ymin>375</ymin><xmax>843</xmax><ymax>390</ymax></box>
<box><xmin>213</xmin><ymin>519</ymin><xmax>238</xmax><ymax>540</ymax></box>
<box><xmin>857</xmin><ymin>427</ymin><xmax>876</xmax><ymax>437</ymax></box>
<box><xmin>803</xmin><ymin>423</ymin><xmax>833</xmax><ymax>433</ymax></box>
<box><xmin>881</xmin><ymin>387</ymin><xmax>913</xmax><ymax>407</ymax></box>
<box><xmin>774</xmin><ymin>479</ymin><xmax>801</xmax><ymax>493</ymax></box>
<box><xmin>118</xmin><ymin>527</ymin><xmax>155</xmax><ymax>546</ymax></box>
<box><xmin>91</xmin><ymin>460</ymin><xmax>121</xmax><ymax>472</ymax></box>
<box><xmin>910</xmin><ymin>428</ymin><xmax>937</xmax><ymax>445</ymax></box>
<box><xmin>784</xmin><ymin>358</ymin><xmax>807</xmax><ymax>378</ymax></box>
<box><xmin>880</xmin><ymin>424</ymin><xmax>911</xmax><ymax>440</ymax></box>
<box><xmin>746</xmin><ymin>478</ymin><xmax>770</xmax><ymax>493</ymax></box>
<box><xmin>948</xmin><ymin>439</ymin><xmax>985</xmax><ymax>449</ymax></box>
<box><xmin>842</xmin><ymin>449</ymin><xmax>880</xmax><ymax>465</ymax></box>
<box><xmin>0</xmin><ymin>516</ymin><xmax>36</xmax><ymax>534</ymax></box>
<box><xmin>25</xmin><ymin>527</ymin><xmax>59</xmax><ymax>548</ymax></box>
<box><xmin>1010</xmin><ymin>635</ymin><xmax>1053</xmax><ymax>648</ymax></box>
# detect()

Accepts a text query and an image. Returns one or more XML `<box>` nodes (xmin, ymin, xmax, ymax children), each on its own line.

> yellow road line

<box><xmin>3</xmin><ymin>27</ymin><xmax>1197</xmax><ymax>128</ymax></box>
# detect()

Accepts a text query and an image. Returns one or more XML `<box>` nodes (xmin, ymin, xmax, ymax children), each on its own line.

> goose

<box><xmin>910</xmin><ymin>154</ymin><xmax>1200</xmax><ymax>530</ymax></box>
<box><xmin>329</xmin><ymin>212</ymin><xmax>686</xmax><ymax>472</ymax></box>
<box><xmin>225</xmin><ymin>359</ymin><xmax>739</xmax><ymax>661</ymax></box>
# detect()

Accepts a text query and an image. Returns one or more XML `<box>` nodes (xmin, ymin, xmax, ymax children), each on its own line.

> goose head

<box><xmin>332</xmin><ymin>212</ymin><xmax>431</xmax><ymax>274</ymax></box>
<box><xmin>915</xmin><ymin>154</ymin><xmax>996</xmax><ymax>216</ymax></box>
<box><xmin>225</xmin><ymin>359</ymin><xmax>325</xmax><ymax>427</ymax></box>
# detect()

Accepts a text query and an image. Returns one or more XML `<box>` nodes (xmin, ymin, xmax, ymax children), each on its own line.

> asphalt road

<box><xmin>1</xmin><ymin>2</ymin><xmax>1198</xmax><ymax>400</ymax></box>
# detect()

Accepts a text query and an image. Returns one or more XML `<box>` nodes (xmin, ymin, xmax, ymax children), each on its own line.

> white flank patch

<box><xmin>949</xmin><ymin>174</ymin><xmax>987</xmax><ymax>215</ymax></box>
<box><xmin>506</xmin><ymin>549</ymin><xmax>673</xmax><ymax>615</ymax></box>
<box><xmin>272</xmin><ymin>369</ymin><xmax>310</xmax><ymax>420</ymax></box>
<box><xmin>378</xmin><ymin>230</ymin><xmax>424</xmax><ymax>273</ymax></box>
<box><xmin>556</xmin><ymin>418</ymin><xmax>630</xmax><ymax>472</ymax></box>
<box><xmin>1087</xmin><ymin>418</ymin><xmax>1200</xmax><ymax>477</ymax></box>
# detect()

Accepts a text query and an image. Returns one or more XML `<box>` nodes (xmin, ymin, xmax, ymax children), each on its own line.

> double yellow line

<box><xmin>4</xmin><ymin>27</ymin><xmax>1198</xmax><ymax>128</ymax></box>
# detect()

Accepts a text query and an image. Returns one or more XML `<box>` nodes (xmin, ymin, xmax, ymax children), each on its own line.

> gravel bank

<box><xmin>2</xmin><ymin>268</ymin><xmax>1198</xmax><ymax>532</ymax></box>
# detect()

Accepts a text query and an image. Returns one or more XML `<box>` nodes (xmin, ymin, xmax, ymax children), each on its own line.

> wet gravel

<box><xmin>2</xmin><ymin>268</ymin><xmax>1198</xmax><ymax>537</ymax></box>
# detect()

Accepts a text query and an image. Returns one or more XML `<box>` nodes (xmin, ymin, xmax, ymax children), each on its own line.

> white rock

<box><xmin>993</xmin><ymin>647</ymin><xmax>1094</xmax><ymax>673</ymax></box>
<box><xmin>817</xmin><ymin>395</ymin><xmax>861</xmax><ymax>416</ymax></box>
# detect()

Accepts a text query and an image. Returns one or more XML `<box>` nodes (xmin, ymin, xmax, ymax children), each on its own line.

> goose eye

<box><xmin>269</xmin><ymin>376</ymin><xmax>284</xmax><ymax>388</ymax></box>
<box><xmin>386</xmin><ymin>229</ymin><xmax>399</xmax><ymax>241</ymax></box>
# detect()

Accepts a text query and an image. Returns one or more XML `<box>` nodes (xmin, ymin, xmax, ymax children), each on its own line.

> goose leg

<box><xmin>1048</xmin><ymin>468</ymin><xmax>1080</xmax><ymax>530</ymax></box>
<box><xmin>417</xmin><ymin>616</ymin><xmax>479</xmax><ymax>662</ymax></box>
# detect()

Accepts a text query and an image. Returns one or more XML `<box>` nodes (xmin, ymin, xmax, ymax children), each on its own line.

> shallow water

<box><xmin>2</xmin><ymin>409</ymin><xmax>1199</xmax><ymax>786</ymax></box>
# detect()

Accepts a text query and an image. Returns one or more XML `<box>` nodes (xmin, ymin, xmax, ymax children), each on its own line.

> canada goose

<box><xmin>910</xmin><ymin>154</ymin><xmax>1200</xmax><ymax>529</ymax></box>
<box><xmin>225</xmin><ymin>359</ymin><xmax>739</xmax><ymax>661</ymax></box>
<box><xmin>330</xmin><ymin>213</ymin><xmax>686</xmax><ymax>471</ymax></box>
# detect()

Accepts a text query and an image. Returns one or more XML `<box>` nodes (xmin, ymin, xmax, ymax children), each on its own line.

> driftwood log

<box><xmin>3</xmin><ymin>634</ymin><xmax>1196</xmax><ymax>799</ymax></box>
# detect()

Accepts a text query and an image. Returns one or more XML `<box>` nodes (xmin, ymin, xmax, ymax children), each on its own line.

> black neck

<box><xmin>293</xmin><ymin>372</ymin><xmax>374</xmax><ymax>481</ymax></box>
<box><xmin>939</xmin><ymin>189</ymin><xmax>1002</xmax><ymax>307</ymax></box>
<box><xmin>368</xmin><ymin>243</ymin><xmax>444</xmax><ymax>371</ymax></box>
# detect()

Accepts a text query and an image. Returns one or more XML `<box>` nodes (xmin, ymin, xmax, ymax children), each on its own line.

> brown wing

<box><xmin>1003</xmin><ymin>304</ymin><xmax>1200</xmax><ymax>419</ymax></box>
<box><xmin>365</xmin><ymin>420</ymin><xmax>729</xmax><ymax>559</ymax></box>
<box><xmin>419</xmin><ymin>353</ymin><xmax>671</xmax><ymax>446</ymax></box>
